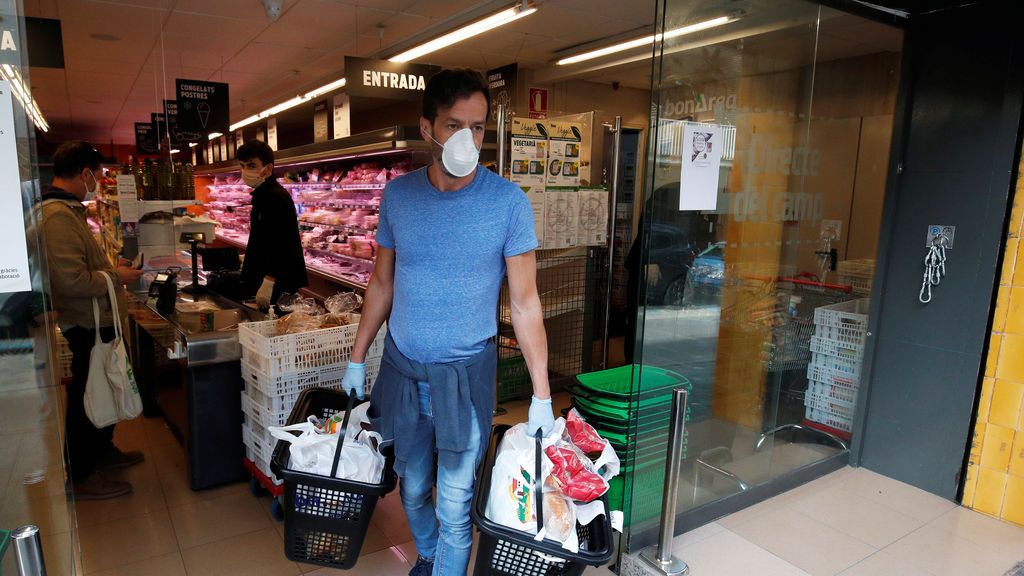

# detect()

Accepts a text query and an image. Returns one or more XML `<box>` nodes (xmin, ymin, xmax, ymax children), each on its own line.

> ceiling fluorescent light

<box><xmin>0</xmin><ymin>63</ymin><xmax>49</xmax><ymax>132</ymax></box>
<box><xmin>188</xmin><ymin>142</ymin><xmax>198</xmax><ymax>148</ymax></box>
<box><xmin>230</xmin><ymin>114</ymin><xmax>261</xmax><ymax>132</ymax></box>
<box><xmin>389</xmin><ymin>4</ymin><xmax>537</xmax><ymax>63</ymax></box>
<box><xmin>305</xmin><ymin>77</ymin><xmax>346</xmax><ymax>99</ymax></box>
<box><xmin>229</xmin><ymin>78</ymin><xmax>345</xmax><ymax>132</ymax></box>
<box><xmin>208</xmin><ymin>132</ymin><xmax>223</xmax><ymax>140</ymax></box>
<box><xmin>170</xmin><ymin>149</ymin><xmax>181</xmax><ymax>154</ymax></box>
<box><xmin>260</xmin><ymin>96</ymin><xmax>306</xmax><ymax>118</ymax></box>
<box><xmin>557</xmin><ymin>15</ymin><xmax>731</xmax><ymax>65</ymax></box>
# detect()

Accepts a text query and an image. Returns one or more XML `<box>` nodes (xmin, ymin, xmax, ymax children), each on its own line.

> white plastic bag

<box><xmin>269</xmin><ymin>414</ymin><xmax>384</xmax><ymax>484</ymax></box>
<box><xmin>485</xmin><ymin>423</ymin><xmax>556</xmax><ymax>533</ymax></box>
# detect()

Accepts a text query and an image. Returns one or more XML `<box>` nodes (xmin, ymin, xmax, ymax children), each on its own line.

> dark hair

<box><xmin>53</xmin><ymin>141</ymin><xmax>104</xmax><ymax>179</ymax></box>
<box><xmin>236</xmin><ymin>139</ymin><xmax>275</xmax><ymax>166</ymax></box>
<box><xmin>422</xmin><ymin>68</ymin><xmax>491</xmax><ymax>122</ymax></box>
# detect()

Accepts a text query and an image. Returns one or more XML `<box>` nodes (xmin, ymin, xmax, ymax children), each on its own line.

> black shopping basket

<box><xmin>270</xmin><ymin>388</ymin><xmax>396</xmax><ymax>570</ymax></box>
<box><xmin>471</xmin><ymin>424</ymin><xmax>614</xmax><ymax>576</ymax></box>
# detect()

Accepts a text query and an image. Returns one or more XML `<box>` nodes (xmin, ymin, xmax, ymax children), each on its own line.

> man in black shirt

<box><xmin>236</xmin><ymin>140</ymin><xmax>307</xmax><ymax>309</ymax></box>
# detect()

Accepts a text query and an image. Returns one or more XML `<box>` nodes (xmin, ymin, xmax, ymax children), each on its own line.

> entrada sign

<box><xmin>344</xmin><ymin>57</ymin><xmax>440</xmax><ymax>101</ymax></box>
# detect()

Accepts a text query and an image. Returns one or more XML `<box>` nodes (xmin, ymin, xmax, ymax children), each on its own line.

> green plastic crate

<box><xmin>497</xmin><ymin>354</ymin><xmax>529</xmax><ymax>402</ymax></box>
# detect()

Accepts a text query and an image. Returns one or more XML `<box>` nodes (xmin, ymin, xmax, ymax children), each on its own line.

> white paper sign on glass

<box><xmin>679</xmin><ymin>122</ymin><xmax>723</xmax><ymax>211</ymax></box>
<box><xmin>116</xmin><ymin>175</ymin><xmax>140</xmax><ymax>223</ymax></box>
<box><xmin>0</xmin><ymin>80</ymin><xmax>32</xmax><ymax>293</ymax></box>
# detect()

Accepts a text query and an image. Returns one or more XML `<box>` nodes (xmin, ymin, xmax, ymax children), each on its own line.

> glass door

<box><xmin>624</xmin><ymin>0</ymin><xmax>904</xmax><ymax>549</ymax></box>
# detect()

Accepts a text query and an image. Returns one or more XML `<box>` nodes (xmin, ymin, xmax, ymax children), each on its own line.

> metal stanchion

<box><xmin>639</xmin><ymin>388</ymin><xmax>690</xmax><ymax>576</ymax></box>
<box><xmin>12</xmin><ymin>524</ymin><xmax>47</xmax><ymax>576</ymax></box>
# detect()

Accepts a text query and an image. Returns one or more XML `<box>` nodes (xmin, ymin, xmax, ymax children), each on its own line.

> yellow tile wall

<box><xmin>963</xmin><ymin>154</ymin><xmax>1024</xmax><ymax>527</ymax></box>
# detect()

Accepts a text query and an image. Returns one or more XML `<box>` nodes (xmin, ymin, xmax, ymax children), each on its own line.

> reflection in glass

<box><xmin>629</xmin><ymin>0</ymin><xmax>903</xmax><ymax>530</ymax></box>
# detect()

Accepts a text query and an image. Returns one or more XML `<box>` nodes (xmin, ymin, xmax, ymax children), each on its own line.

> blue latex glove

<box><xmin>527</xmin><ymin>395</ymin><xmax>554</xmax><ymax>437</ymax></box>
<box><xmin>342</xmin><ymin>361</ymin><xmax>366</xmax><ymax>399</ymax></box>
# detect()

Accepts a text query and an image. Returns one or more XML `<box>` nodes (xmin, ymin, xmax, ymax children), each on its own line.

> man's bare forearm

<box><xmin>351</xmin><ymin>274</ymin><xmax>392</xmax><ymax>363</ymax></box>
<box><xmin>511</xmin><ymin>295</ymin><xmax>550</xmax><ymax>400</ymax></box>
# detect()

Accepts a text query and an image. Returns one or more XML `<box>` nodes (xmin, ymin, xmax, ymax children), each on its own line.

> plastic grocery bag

<box><xmin>485</xmin><ymin>423</ymin><xmax>558</xmax><ymax>534</ymax></box>
<box><xmin>269</xmin><ymin>416</ymin><xmax>384</xmax><ymax>484</ymax></box>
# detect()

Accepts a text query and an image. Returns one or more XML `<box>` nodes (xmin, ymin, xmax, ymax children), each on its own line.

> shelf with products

<box><xmin>195</xmin><ymin>126</ymin><xmax>437</xmax><ymax>297</ymax></box>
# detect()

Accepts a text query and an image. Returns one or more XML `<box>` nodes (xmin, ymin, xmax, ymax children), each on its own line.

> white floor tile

<box><xmin>789</xmin><ymin>485</ymin><xmax>926</xmax><ymax>548</ymax></box>
<box><xmin>837</xmin><ymin>550</ymin><xmax>932</xmax><ymax>576</ymax></box>
<box><xmin>730</xmin><ymin>507</ymin><xmax>875</xmax><ymax>576</ymax></box>
<box><xmin>928</xmin><ymin>506</ymin><xmax>1024</xmax><ymax>556</ymax></box>
<box><xmin>671</xmin><ymin>528</ymin><xmax>812</xmax><ymax>576</ymax></box>
<box><xmin>883</xmin><ymin>525</ymin><xmax>1021</xmax><ymax>576</ymax></box>
<box><xmin>839</xmin><ymin>468</ymin><xmax>956</xmax><ymax>523</ymax></box>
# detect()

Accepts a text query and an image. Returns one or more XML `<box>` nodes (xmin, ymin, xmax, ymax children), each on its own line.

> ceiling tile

<box><xmin>255</xmin><ymin>0</ymin><xmax>357</xmax><ymax>50</ymax></box>
<box><xmin>401</xmin><ymin>0</ymin><xmax>481</xmax><ymax>20</ymax></box>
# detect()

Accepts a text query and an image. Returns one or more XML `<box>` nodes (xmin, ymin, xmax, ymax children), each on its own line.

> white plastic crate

<box><xmin>814</xmin><ymin>323</ymin><xmax>867</xmax><ymax>347</ymax></box>
<box><xmin>242</xmin><ymin>358</ymin><xmax>346</xmax><ymax>400</ymax></box>
<box><xmin>243</xmin><ymin>421</ymin><xmax>276</xmax><ymax>464</ymax></box>
<box><xmin>807</xmin><ymin>362</ymin><xmax>859</xmax><ymax>390</ymax></box>
<box><xmin>241</xmin><ymin>390</ymin><xmax>292</xmax><ymax>429</ymax></box>
<box><xmin>804</xmin><ymin>408</ymin><xmax>853</xmax><ymax>433</ymax></box>
<box><xmin>809</xmin><ymin>352</ymin><xmax>860</xmax><ymax>378</ymax></box>
<box><xmin>813</xmin><ymin>298</ymin><xmax>869</xmax><ymax>331</ymax></box>
<box><xmin>807</xmin><ymin>381</ymin><xmax>857</xmax><ymax>408</ymax></box>
<box><xmin>239</xmin><ymin>318</ymin><xmax>386</xmax><ymax>376</ymax></box>
<box><xmin>837</xmin><ymin>259</ymin><xmax>875</xmax><ymax>297</ymax></box>
<box><xmin>809</xmin><ymin>335</ymin><xmax>864</xmax><ymax>362</ymax></box>
<box><xmin>243</xmin><ymin>379</ymin><xmax>305</xmax><ymax>415</ymax></box>
<box><xmin>805</xmin><ymin>390</ymin><xmax>855</xmax><ymax>419</ymax></box>
<box><xmin>241</xmin><ymin>355</ymin><xmax>382</xmax><ymax>404</ymax></box>
<box><xmin>244</xmin><ymin>441</ymin><xmax>281</xmax><ymax>485</ymax></box>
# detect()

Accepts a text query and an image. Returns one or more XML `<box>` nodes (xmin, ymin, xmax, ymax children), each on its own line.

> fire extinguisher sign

<box><xmin>529</xmin><ymin>87</ymin><xmax>548</xmax><ymax>119</ymax></box>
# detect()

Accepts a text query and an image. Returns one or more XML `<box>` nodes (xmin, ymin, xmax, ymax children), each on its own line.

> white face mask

<box><xmin>83</xmin><ymin>170</ymin><xmax>99</xmax><ymax>202</ymax></box>
<box><xmin>241</xmin><ymin>168</ymin><xmax>266</xmax><ymax>189</ymax></box>
<box><xmin>427</xmin><ymin>127</ymin><xmax>479</xmax><ymax>178</ymax></box>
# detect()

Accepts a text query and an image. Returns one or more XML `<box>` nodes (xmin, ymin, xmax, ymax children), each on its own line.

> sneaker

<box><xmin>71</xmin><ymin>474</ymin><xmax>132</xmax><ymax>501</ymax></box>
<box><xmin>409</xmin><ymin>555</ymin><xmax>434</xmax><ymax>576</ymax></box>
<box><xmin>97</xmin><ymin>448</ymin><xmax>145</xmax><ymax>471</ymax></box>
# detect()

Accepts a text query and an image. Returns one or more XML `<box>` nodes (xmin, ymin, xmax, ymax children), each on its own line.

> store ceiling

<box><xmin>21</xmin><ymin>0</ymin><xmax>902</xmax><ymax>145</ymax></box>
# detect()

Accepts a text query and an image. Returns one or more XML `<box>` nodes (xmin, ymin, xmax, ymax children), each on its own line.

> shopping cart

<box><xmin>764</xmin><ymin>274</ymin><xmax>853</xmax><ymax>372</ymax></box>
<box><xmin>471</xmin><ymin>425</ymin><xmax>614</xmax><ymax>576</ymax></box>
<box><xmin>270</xmin><ymin>388</ymin><xmax>396</xmax><ymax>570</ymax></box>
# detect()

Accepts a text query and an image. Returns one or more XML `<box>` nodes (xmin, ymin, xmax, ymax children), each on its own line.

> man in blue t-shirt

<box><xmin>343</xmin><ymin>69</ymin><xmax>554</xmax><ymax>576</ymax></box>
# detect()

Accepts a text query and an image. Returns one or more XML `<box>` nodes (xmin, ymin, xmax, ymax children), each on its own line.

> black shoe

<box><xmin>409</xmin><ymin>555</ymin><xmax>434</xmax><ymax>576</ymax></box>
<box><xmin>97</xmin><ymin>448</ymin><xmax>145</xmax><ymax>471</ymax></box>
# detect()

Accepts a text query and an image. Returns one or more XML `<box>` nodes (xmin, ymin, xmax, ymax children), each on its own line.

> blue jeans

<box><xmin>400</xmin><ymin>381</ymin><xmax>481</xmax><ymax>576</ymax></box>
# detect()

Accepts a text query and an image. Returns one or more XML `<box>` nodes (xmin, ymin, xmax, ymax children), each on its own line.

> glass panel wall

<box><xmin>1</xmin><ymin>0</ymin><xmax>79</xmax><ymax>573</ymax></box>
<box><xmin>624</xmin><ymin>0</ymin><xmax>903</xmax><ymax>546</ymax></box>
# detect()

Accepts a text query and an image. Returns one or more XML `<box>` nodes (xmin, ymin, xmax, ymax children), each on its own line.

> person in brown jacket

<box><xmin>39</xmin><ymin>141</ymin><xmax>145</xmax><ymax>500</ymax></box>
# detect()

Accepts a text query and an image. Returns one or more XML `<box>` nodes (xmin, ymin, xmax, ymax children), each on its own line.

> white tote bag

<box><xmin>84</xmin><ymin>272</ymin><xmax>142</xmax><ymax>428</ymax></box>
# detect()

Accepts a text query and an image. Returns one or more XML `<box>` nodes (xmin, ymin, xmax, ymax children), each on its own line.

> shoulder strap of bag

<box><xmin>100</xmin><ymin>271</ymin><xmax>123</xmax><ymax>342</ymax></box>
<box><xmin>91</xmin><ymin>293</ymin><xmax>102</xmax><ymax>345</ymax></box>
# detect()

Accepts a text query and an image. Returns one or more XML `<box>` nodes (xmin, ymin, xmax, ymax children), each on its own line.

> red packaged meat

<box><xmin>544</xmin><ymin>444</ymin><xmax>608</xmax><ymax>503</ymax></box>
<box><xmin>566</xmin><ymin>408</ymin><xmax>608</xmax><ymax>456</ymax></box>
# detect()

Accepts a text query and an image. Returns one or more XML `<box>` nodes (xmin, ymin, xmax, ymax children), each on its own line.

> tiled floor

<box><xmin>664</xmin><ymin>466</ymin><xmax>1024</xmax><ymax>576</ymax></box>
<box><xmin>4</xmin><ymin>358</ymin><xmax>1024</xmax><ymax>576</ymax></box>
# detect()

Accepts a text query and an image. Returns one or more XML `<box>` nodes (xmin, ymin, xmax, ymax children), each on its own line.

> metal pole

<box><xmin>496</xmin><ymin>103</ymin><xmax>507</xmax><ymax>178</ymax></box>
<box><xmin>640</xmin><ymin>388</ymin><xmax>690</xmax><ymax>576</ymax></box>
<box><xmin>12</xmin><ymin>524</ymin><xmax>47</xmax><ymax>576</ymax></box>
<box><xmin>601</xmin><ymin>116</ymin><xmax>622</xmax><ymax>369</ymax></box>
<box><xmin>493</xmin><ymin>103</ymin><xmax>509</xmax><ymax>418</ymax></box>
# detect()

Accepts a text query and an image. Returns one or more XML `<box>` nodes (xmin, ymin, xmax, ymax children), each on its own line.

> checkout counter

<box><xmin>126</xmin><ymin>252</ymin><xmax>265</xmax><ymax>490</ymax></box>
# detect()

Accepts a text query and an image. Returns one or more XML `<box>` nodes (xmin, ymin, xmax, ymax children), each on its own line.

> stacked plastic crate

<box><xmin>237</xmin><ymin>318</ymin><xmax>386</xmax><ymax>483</ymax></box>
<box><xmin>805</xmin><ymin>299</ymin><xmax>870</xmax><ymax>438</ymax></box>
<box><xmin>837</xmin><ymin>259</ymin><xmax>875</xmax><ymax>297</ymax></box>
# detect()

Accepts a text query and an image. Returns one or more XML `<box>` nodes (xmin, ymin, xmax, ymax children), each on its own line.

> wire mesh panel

<box><xmin>497</xmin><ymin>249</ymin><xmax>595</xmax><ymax>401</ymax></box>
